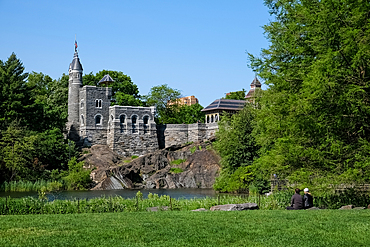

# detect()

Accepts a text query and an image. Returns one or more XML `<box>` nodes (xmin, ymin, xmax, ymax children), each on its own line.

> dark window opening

<box><xmin>95</xmin><ymin>115</ymin><xmax>101</xmax><ymax>125</ymax></box>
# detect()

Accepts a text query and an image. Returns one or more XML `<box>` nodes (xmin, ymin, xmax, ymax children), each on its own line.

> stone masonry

<box><xmin>67</xmin><ymin>49</ymin><xmax>218</xmax><ymax>157</ymax></box>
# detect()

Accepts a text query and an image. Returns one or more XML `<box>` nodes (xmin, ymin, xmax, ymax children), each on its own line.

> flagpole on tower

<box><xmin>74</xmin><ymin>34</ymin><xmax>78</xmax><ymax>53</ymax></box>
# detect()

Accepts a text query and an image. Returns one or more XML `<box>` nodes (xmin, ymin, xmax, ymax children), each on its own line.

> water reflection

<box><xmin>0</xmin><ymin>188</ymin><xmax>217</xmax><ymax>201</ymax></box>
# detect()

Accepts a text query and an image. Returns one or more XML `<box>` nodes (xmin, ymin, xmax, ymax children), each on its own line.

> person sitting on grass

<box><xmin>286</xmin><ymin>188</ymin><xmax>304</xmax><ymax>210</ymax></box>
<box><xmin>303</xmin><ymin>188</ymin><xmax>313</xmax><ymax>209</ymax></box>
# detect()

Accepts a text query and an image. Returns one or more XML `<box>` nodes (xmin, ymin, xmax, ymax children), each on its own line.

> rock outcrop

<box><xmin>210</xmin><ymin>203</ymin><xmax>259</xmax><ymax>211</ymax></box>
<box><xmin>89</xmin><ymin>141</ymin><xmax>220</xmax><ymax>190</ymax></box>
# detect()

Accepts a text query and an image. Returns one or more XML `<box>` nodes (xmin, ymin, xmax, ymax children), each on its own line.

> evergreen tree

<box><xmin>249</xmin><ymin>0</ymin><xmax>370</xmax><ymax>186</ymax></box>
<box><xmin>0</xmin><ymin>53</ymin><xmax>40</xmax><ymax>130</ymax></box>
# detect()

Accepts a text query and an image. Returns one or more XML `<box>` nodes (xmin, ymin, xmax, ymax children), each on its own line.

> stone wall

<box><xmin>107</xmin><ymin>105</ymin><xmax>158</xmax><ymax>157</ymax></box>
<box><xmin>158</xmin><ymin>123</ymin><xmax>219</xmax><ymax>148</ymax></box>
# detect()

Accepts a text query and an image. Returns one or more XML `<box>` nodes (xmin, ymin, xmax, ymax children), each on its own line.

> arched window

<box><xmin>211</xmin><ymin>115</ymin><xmax>214</xmax><ymax>123</ymax></box>
<box><xmin>99</xmin><ymin>100</ymin><xmax>102</xmax><ymax>108</ymax></box>
<box><xmin>143</xmin><ymin>116</ymin><xmax>149</xmax><ymax>125</ymax></box>
<box><xmin>207</xmin><ymin>116</ymin><xmax>210</xmax><ymax>123</ymax></box>
<box><xmin>120</xmin><ymin>115</ymin><xmax>126</xmax><ymax>133</ymax></box>
<box><xmin>132</xmin><ymin>115</ymin><xmax>137</xmax><ymax>133</ymax></box>
<box><xmin>132</xmin><ymin>115</ymin><xmax>137</xmax><ymax>124</ymax></box>
<box><xmin>215</xmin><ymin>114</ymin><xmax>218</xmax><ymax>122</ymax></box>
<box><xmin>95</xmin><ymin>100</ymin><xmax>99</xmax><ymax>107</ymax></box>
<box><xmin>95</xmin><ymin>115</ymin><xmax>102</xmax><ymax>125</ymax></box>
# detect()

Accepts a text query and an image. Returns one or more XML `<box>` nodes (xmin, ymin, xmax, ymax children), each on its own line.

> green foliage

<box><xmin>190</xmin><ymin>146</ymin><xmax>197</xmax><ymax>154</ymax></box>
<box><xmin>170</xmin><ymin>168</ymin><xmax>184</xmax><ymax>174</ymax></box>
<box><xmin>225</xmin><ymin>89</ymin><xmax>246</xmax><ymax>100</ymax></box>
<box><xmin>170</xmin><ymin>159</ymin><xmax>186</xmax><ymax>165</ymax></box>
<box><xmin>158</xmin><ymin>103</ymin><xmax>205</xmax><ymax>124</ymax></box>
<box><xmin>83</xmin><ymin>70</ymin><xmax>143</xmax><ymax>106</ymax></box>
<box><xmin>62</xmin><ymin>157</ymin><xmax>91</xmax><ymax>190</ymax></box>
<box><xmin>198</xmin><ymin>146</ymin><xmax>202</xmax><ymax>151</ymax></box>
<box><xmin>213</xmin><ymin>104</ymin><xmax>260</xmax><ymax>192</ymax></box>
<box><xmin>131</xmin><ymin>155</ymin><xmax>139</xmax><ymax>159</ymax></box>
<box><xmin>248</xmin><ymin>0</ymin><xmax>370</xmax><ymax>186</ymax></box>
<box><xmin>0</xmin><ymin>54</ymin><xmax>75</xmax><ymax>183</ymax></box>
<box><xmin>0</xmin><ymin>180</ymin><xmax>63</xmax><ymax>192</ymax></box>
<box><xmin>136</xmin><ymin>191</ymin><xmax>143</xmax><ymax>200</ymax></box>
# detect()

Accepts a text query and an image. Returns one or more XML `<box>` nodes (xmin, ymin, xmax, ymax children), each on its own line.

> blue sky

<box><xmin>0</xmin><ymin>0</ymin><xmax>271</xmax><ymax>106</ymax></box>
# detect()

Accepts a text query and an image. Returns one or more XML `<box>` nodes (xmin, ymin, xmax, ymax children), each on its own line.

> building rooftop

<box><xmin>201</xmin><ymin>99</ymin><xmax>246</xmax><ymax>112</ymax></box>
<box><xmin>98</xmin><ymin>74</ymin><xmax>115</xmax><ymax>86</ymax></box>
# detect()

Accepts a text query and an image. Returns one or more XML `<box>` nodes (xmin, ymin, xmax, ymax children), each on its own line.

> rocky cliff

<box><xmin>79</xmin><ymin>142</ymin><xmax>220</xmax><ymax>190</ymax></box>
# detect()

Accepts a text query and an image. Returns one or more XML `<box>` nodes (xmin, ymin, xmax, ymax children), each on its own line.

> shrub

<box><xmin>190</xmin><ymin>146</ymin><xmax>197</xmax><ymax>154</ymax></box>
<box><xmin>63</xmin><ymin>157</ymin><xmax>91</xmax><ymax>190</ymax></box>
<box><xmin>170</xmin><ymin>159</ymin><xmax>186</xmax><ymax>165</ymax></box>
<box><xmin>170</xmin><ymin>168</ymin><xmax>184</xmax><ymax>174</ymax></box>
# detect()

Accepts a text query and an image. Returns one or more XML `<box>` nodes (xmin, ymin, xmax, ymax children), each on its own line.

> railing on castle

<box><xmin>270</xmin><ymin>175</ymin><xmax>370</xmax><ymax>193</ymax></box>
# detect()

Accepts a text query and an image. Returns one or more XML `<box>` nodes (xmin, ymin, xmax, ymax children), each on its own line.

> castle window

<box><xmin>95</xmin><ymin>99</ymin><xmax>102</xmax><ymax>108</ymax></box>
<box><xmin>81</xmin><ymin>100</ymin><xmax>84</xmax><ymax>109</ymax></box>
<box><xmin>132</xmin><ymin>115</ymin><xmax>137</xmax><ymax>133</ymax></box>
<box><xmin>132</xmin><ymin>115</ymin><xmax>137</xmax><ymax>124</ymax></box>
<box><xmin>120</xmin><ymin>115</ymin><xmax>126</xmax><ymax>133</ymax></box>
<box><xmin>95</xmin><ymin>115</ymin><xmax>102</xmax><ymax>125</ymax></box>
<box><xmin>143</xmin><ymin>116</ymin><xmax>149</xmax><ymax>125</ymax></box>
<box><xmin>81</xmin><ymin>115</ymin><xmax>84</xmax><ymax>125</ymax></box>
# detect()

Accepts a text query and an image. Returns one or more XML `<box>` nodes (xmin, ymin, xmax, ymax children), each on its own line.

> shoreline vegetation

<box><xmin>1</xmin><ymin>190</ymin><xmax>369</xmax><ymax>215</ymax></box>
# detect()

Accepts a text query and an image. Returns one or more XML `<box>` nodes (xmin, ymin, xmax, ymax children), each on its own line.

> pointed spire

<box><xmin>251</xmin><ymin>76</ymin><xmax>261</xmax><ymax>86</ymax></box>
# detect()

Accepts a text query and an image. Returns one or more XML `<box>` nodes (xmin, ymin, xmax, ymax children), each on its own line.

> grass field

<box><xmin>0</xmin><ymin>210</ymin><xmax>369</xmax><ymax>247</ymax></box>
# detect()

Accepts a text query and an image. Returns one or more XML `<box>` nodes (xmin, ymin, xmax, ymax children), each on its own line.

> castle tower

<box><xmin>245</xmin><ymin>77</ymin><xmax>261</xmax><ymax>100</ymax></box>
<box><xmin>67</xmin><ymin>43</ymin><xmax>83</xmax><ymax>141</ymax></box>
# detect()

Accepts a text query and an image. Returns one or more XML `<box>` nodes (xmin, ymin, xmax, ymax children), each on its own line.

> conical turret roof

<box><xmin>69</xmin><ymin>52</ymin><xmax>83</xmax><ymax>71</ymax></box>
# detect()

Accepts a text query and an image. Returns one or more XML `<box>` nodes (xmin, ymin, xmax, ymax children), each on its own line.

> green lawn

<box><xmin>0</xmin><ymin>210</ymin><xmax>369</xmax><ymax>247</ymax></box>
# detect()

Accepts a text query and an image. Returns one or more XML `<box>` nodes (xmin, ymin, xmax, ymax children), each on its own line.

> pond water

<box><xmin>0</xmin><ymin>188</ymin><xmax>218</xmax><ymax>201</ymax></box>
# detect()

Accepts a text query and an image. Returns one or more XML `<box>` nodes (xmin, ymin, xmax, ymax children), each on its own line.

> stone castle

<box><xmin>66</xmin><ymin>49</ymin><xmax>219</xmax><ymax>157</ymax></box>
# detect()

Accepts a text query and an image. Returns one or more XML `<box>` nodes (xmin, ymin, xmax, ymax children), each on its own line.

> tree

<box><xmin>27</xmin><ymin>72</ymin><xmax>69</xmax><ymax>131</ymax></box>
<box><xmin>144</xmin><ymin>84</ymin><xmax>181</xmax><ymax>123</ymax></box>
<box><xmin>159</xmin><ymin>103</ymin><xmax>205</xmax><ymax>124</ymax></box>
<box><xmin>225</xmin><ymin>89</ymin><xmax>246</xmax><ymax>100</ymax></box>
<box><xmin>0</xmin><ymin>53</ymin><xmax>42</xmax><ymax>131</ymax></box>
<box><xmin>83</xmin><ymin>70</ymin><xmax>143</xmax><ymax>106</ymax></box>
<box><xmin>213</xmin><ymin>104</ymin><xmax>261</xmax><ymax>192</ymax></box>
<box><xmin>249</xmin><ymin>0</ymin><xmax>370</xmax><ymax>187</ymax></box>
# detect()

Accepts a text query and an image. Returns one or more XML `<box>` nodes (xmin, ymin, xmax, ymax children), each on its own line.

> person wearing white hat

<box><xmin>303</xmin><ymin>188</ymin><xmax>313</xmax><ymax>209</ymax></box>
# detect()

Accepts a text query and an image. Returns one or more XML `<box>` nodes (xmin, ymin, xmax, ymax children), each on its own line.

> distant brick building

<box><xmin>167</xmin><ymin>95</ymin><xmax>199</xmax><ymax>106</ymax></box>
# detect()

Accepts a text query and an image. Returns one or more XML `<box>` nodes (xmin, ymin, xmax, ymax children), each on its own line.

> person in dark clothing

<box><xmin>286</xmin><ymin>188</ymin><xmax>304</xmax><ymax>210</ymax></box>
<box><xmin>303</xmin><ymin>188</ymin><xmax>313</xmax><ymax>209</ymax></box>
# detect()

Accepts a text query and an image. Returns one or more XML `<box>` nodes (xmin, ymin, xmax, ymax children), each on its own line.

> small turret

<box><xmin>246</xmin><ymin>77</ymin><xmax>262</xmax><ymax>99</ymax></box>
<box><xmin>98</xmin><ymin>74</ymin><xmax>114</xmax><ymax>87</ymax></box>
